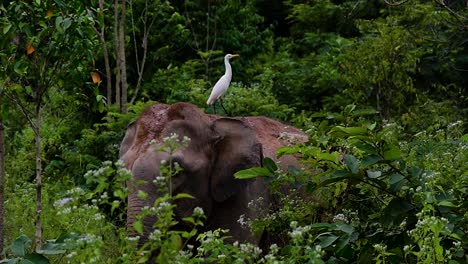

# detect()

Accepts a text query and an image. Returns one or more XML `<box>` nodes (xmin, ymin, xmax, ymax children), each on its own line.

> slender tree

<box><xmin>0</xmin><ymin>114</ymin><xmax>4</xmax><ymax>256</ymax></box>
<box><xmin>0</xmin><ymin>1</ymin><xmax>98</xmax><ymax>249</ymax></box>
<box><xmin>119</xmin><ymin>0</ymin><xmax>128</xmax><ymax>113</ymax></box>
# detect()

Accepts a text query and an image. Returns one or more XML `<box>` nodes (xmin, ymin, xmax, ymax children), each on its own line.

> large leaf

<box><xmin>383</xmin><ymin>145</ymin><xmax>402</xmax><ymax>160</ymax></box>
<box><xmin>234</xmin><ymin>167</ymin><xmax>272</xmax><ymax>179</ymax></box>
<box><xmin>24</xmin><ymin>253</ymin><xmax>49</xmax><ymax>264</ymax></box>
<box><xmin>361</xmin><ymin>154</ymin><xmax>382</xmax><ymax>168</ymax></box>
<box><xmin>318</xmin><ymin>234</ymin><xmax>339</xmax><ymax>248</ymax></box>
<box><xmin>263</xmin><ymin>157</ymin><xmax>278</xmax><ymax>173</ymax></box>
<box><xmin>343</xmin><ymin>154</ymin><xmax>359</xmax><ymax>174</ymax></box>
<box><xmin>11</xmin><ymin>235</ymin><xmax>31</xmax><ymax>257</ymax></box>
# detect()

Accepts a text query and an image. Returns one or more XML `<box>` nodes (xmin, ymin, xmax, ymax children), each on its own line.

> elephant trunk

<box><xmin>127</xmin><ymin>191</ymin><xmax>156</xmax><ymax>246</ymax></box>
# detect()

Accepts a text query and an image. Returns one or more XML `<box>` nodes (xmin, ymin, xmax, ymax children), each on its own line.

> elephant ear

<box><xmin>211</xmin><ymin>118</ymin><xmax>263</xmax><ymax>203</ymax></box>
<box><xmin>119</xmin><ymin>121</ymin><xmax>136</xmax><ymax>159</ymax></box>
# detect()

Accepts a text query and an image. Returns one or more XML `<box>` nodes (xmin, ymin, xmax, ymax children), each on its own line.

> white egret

<box><xmin>207</xmin><ymin>53</ymin><xmax>239</xmax><ymax>114</ymax></box>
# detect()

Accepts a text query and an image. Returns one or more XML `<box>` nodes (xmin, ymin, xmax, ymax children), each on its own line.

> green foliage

<box><xmin>2</xmin><ymin>0</ymin><xmax>467</xmax><ymax>263</ymax></box>
<box><xmin>221</xmin><ymin>83</ymin><xmax>295</xmax><ymax>120</ymax></box>
<box><xmin>243</xmin><ymin>105</ymin><xmax>467</xmax><ymax>263</ymax></box>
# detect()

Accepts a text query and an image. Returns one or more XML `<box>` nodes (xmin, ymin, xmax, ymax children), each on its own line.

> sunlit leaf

<box><xmin>172</xmin><ymin>193</ymin><xmax>194</xmax><ymax>200</ymax></box>
<box><xmin>133</xmin><ymin>221</ymin><xmax>143</xmax><ymax>235</ymax></box>
<box><xmin>316</xmin><ymin>152</ymin><xmax>339</xmax><ymax>164</ymax></box>
<box><xmin>234</xmin><ymin>167</ymin><xmax>271</xmax><ymax>179</ymax></box>
<box><xmin>383</xmin><ymin>145</ymin><xmax>402</xmax><ymax>160</ymax></box>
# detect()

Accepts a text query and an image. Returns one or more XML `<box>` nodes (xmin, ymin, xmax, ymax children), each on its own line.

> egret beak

<box><xmin>231</xmin><ymin>54</ymin><xmax>240</xmax><ymax>58</ymax></box>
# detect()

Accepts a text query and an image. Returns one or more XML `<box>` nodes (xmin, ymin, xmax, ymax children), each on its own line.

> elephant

<box><xmin>119</xmin><ymin>102</ymin><xmax>307</xmax><ymax>247</ymax></box>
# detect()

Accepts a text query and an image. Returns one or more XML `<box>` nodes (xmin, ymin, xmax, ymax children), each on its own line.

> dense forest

<box><xmin>0</xmin><ymin>0</ymin><xmax>467</xmax><ymax>263</ymax></box>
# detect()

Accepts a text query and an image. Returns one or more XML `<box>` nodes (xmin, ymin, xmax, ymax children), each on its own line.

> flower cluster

<box><xmin>288</xmin><ymin>221</ymin><xmax>312</xmax><ymax>243</ymax></box>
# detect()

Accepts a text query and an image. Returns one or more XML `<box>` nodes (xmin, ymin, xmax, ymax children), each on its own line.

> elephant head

<box><xmin>119</xmin><ymin>102</ymin><xmax>268</xmax><ymax>244</ymax></box>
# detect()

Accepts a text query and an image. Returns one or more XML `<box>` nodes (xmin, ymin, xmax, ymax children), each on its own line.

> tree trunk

<box><xmin>119</xmin><ymin>0</ymin><xmax>128</xmax><ymax>113</ymax></box>
<box><xmin>114</xmin><ymin>0</ymin><xmax>121</xmax><ymax>111</ymax></box>
<box><xmin>0</xmin><ymin>119</ymin><xmax>5</xmax><ymax>256</ymax></box>
<box><xmin>34</xmin><ymin>104</ymin><xmax>42</xmax><ymax>250</ymax></box>
<box><xmin>98</xmin><ymin>0</ymin><xmax>113</xmax><ymax>107</ymax></box>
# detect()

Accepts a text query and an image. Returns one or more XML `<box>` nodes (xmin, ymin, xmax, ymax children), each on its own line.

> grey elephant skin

<box><xmin>119</xmin><ymin>102</ymin><xmax>307</xmax><ymax>246</ymax></box>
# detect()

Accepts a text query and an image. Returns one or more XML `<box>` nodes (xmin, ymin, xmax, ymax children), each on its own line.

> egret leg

<box><xmin>213</xmin><ymin>102</ymin><xmax>217</xmax><ymax>114</ymax></box>
<box><xmin>219</xmin><ymin>99</ymin><xmax>231</xmax><ymax>116</ymax></box>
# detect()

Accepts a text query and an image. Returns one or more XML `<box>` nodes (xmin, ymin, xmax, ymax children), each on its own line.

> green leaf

<box><xmin>11</xmin><ymin>235</ymin><xmax>31</xmax><ymax>257</ymax></box>
<box><xmin>335</xmin><ymin>234</ymin><xmax>351</xmax><ymax>252</ymax></box>
<box><xmin>383</xmin><ymin>145</ymin><xmax>402</xmax><ymax>160</ymax></box>
<box><xmin>24</xmin><ymin>253</ymin><xmax>49</xmax><ymax>264</ymax></box>
<box><xmin>55</xmin><ymin>16</ymin><xmax>63</xmax><ymax>30</ymax></box>
<box><xmin>133</xmin><ymin>221</ymin><xmax>144</xmax><ymax>235</ymax></box>
<box><xmin>276</xmin><ymin>146</ymin><xmax>300</xmax><ymax>157</ymax></box>
<box><xmin>366</xmin><ymin>170</ymin><xmax>381</xmax><ymax>178</ymax></box>
<box><xmin>388</xmin><ymin>173</ymin><xmax>405</xmax><ymax>185</ymax></box>
<box><xmin>54</xmin><ymin>233</ymin><xmax>80</xmax><ymax>244</ymax></box>
<box><xmin>263</xmin><ymin>157</ymin><xmax>278</xmax><ymax>173</ymax></box>
<box><xmin>13</xmin><ymin>61</ymin><xmax>28</xmax><ymax>75</ymax></box>
<box><xmin>172</xmin><ymin>193</ymin><xmax>194</xmax><ymax>200</ymax></box>
<box><xmin>361</xmin><ymin>154</ymin><xmax>382</xmax><ymax>168</ymax></box>
<box><xmin>438</xmin><ymin>200</ymin><xmax>458</xmax><ymax>207</ymax></box>
<box><xmin>367</xmin><ymin>122</ymin><xmax>377</xmax><ymax>131</ymax></box>
<box><xmin>137</xmin><ymin>190</ymin><xmax>147</xmax><ymax>200</ymax></box>
<box><xmin>332</xmin><ymin>126</ymin><xmax>367</xmax><ymax>136</ymax></box>
<box><xmin>62</xmin><ymin>18</ymin><xmax>72</xmax><ymax>31</ymax></box>
<box><xmin>3</xmin><ymin>23</ymin><xmax>12</xmax><ymax>34</ymax></box>
<box><xmin>336</xmin><ymin>224</ymin><xmax>354</xmax><ymax>234</ymax></box>
<box><xmin>316</xmin><ymin>152</ymin><xmax>339</xmax><ymax>164</ymax></box>
<box><xmin>37</xmin><ymin>242</ymin><xmax>65</xmax><ymax>255</ymax></box>
<box><xmin>234</xmin><ymin>167</ymin><xmax>272</xmax><ymax>179</ymax></box>
<box><xmin>318</xmin><ymin>174</ymin><xmax>362</xmax><ymax>187</ymax></box>
<box><xmin>343</xmin><ymin>104</ymin><xmax>356</xmax><ymax>115</ymax></box>
<box><xmin>0</xmin><ymin>258</ymin><xmax>20</xmax><ymax>263</ymax></box>
<box><xmin>343</xmin><ymin>154</ymin><xmax>359</xmax><ymax>174</ymax></box>
<box><xmin>318</xmin><ymin>234</ymin><xmax>339</xmax><ymax>248</ymax></box>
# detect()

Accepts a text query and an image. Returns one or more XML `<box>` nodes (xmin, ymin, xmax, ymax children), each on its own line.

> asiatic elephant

<box><xmin>119</xmin><ymin>102</ymin><xmax>307</xmax><ymax>245</ymax></box>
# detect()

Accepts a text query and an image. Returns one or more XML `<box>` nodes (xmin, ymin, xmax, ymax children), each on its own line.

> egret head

<box><xmin>225</xmin><ymin>54</ymin><xmax>240</xmax><ymax>60</ymax></box>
